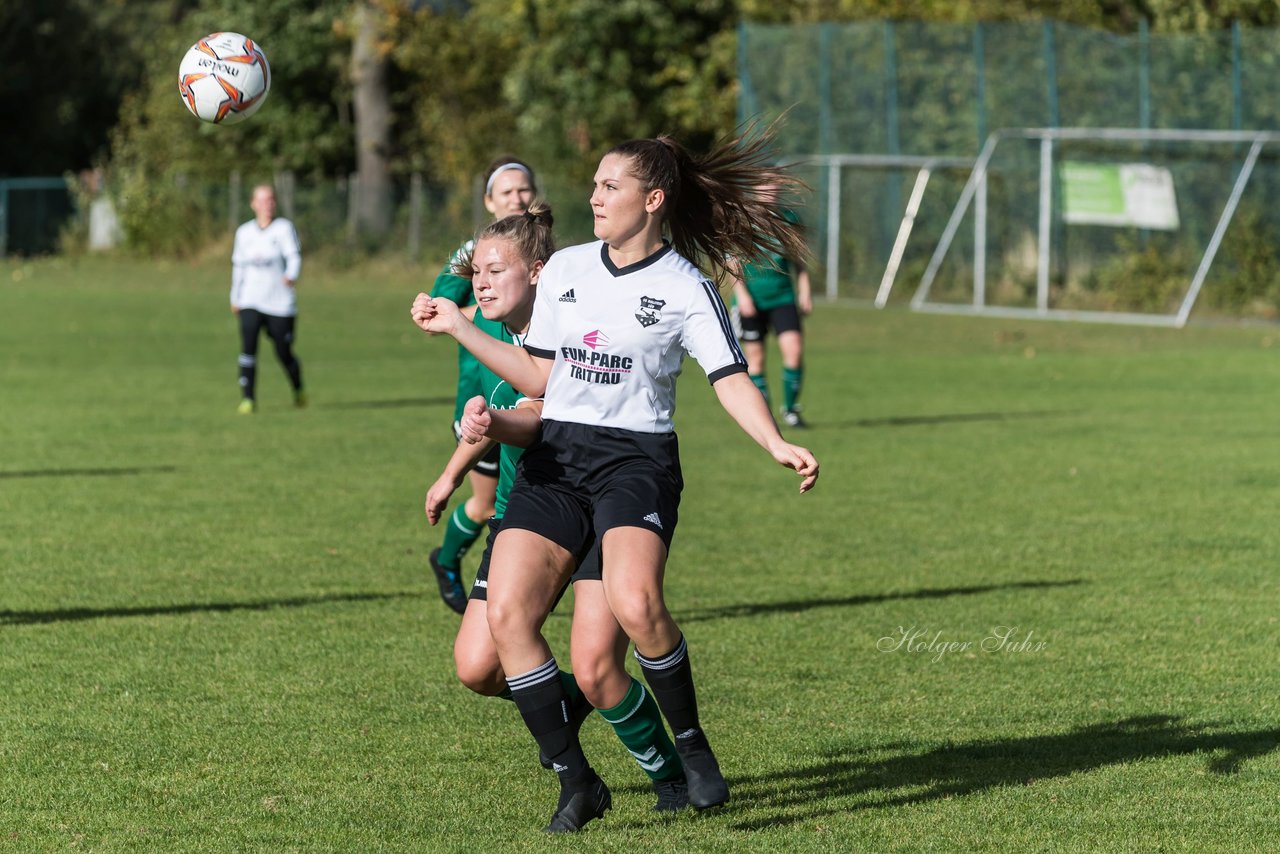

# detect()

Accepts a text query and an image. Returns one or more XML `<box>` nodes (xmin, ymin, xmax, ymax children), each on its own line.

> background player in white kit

<box><xmin>230</xmin><ymin>183</ymin><xmax>305</xmax><ymax>414</ymax></box>
<box><xmin>411</xmin><ymin>125</ymin><xmax>819</xmax><ymax>833</ymax></box>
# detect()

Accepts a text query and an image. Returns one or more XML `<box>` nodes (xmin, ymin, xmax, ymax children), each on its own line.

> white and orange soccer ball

<box><xmin>178</xmin><ymin>32</ymin><xmax>270</xmax><ymax>125</ymax></box>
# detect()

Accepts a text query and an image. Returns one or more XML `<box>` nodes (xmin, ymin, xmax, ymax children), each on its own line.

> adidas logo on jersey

<box><xmin>643</xmin><ymin>512</ymin><xmax>662</xmax><ymax>529</ymax></box>
<box><xmin>559</xmin><ymin>289</ymin><xmax>576</xmax><ymax>303</ymax></box>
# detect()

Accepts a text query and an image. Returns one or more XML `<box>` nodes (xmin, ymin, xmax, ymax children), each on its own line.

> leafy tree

<box><xmin>0</xmin><ymin>0</ymin><xmax>198</xmax><ymax>176</ymax></box>
<box><xmin>501</xmin><ymin>0</ymin><xmax>739</xmax><ymax>182</ymax></box>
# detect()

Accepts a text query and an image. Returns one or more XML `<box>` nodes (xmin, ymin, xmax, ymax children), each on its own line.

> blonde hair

<box><xmin>452</xmin><ymin>201</ymin><xmax>555</xmax><ymax>277</ymax></box>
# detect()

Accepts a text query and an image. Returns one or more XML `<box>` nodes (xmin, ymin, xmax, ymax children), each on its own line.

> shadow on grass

<box><xmin>322</xmin><ymin>396</ymin><xmax>454</xmax><ymax>410</ymax></box>
<box><xmin>678</xmin><ymin>579</ymin><xmax>1083</xmax><ymax>623</ymax></box>
<box><xmin>0</xmin><ymin>465</ymin><xmax>178</xmax><ymax>479</ymax></box>
<box><xmin>714</xmin><ymin>715</ymin><xmax>1280</xmax><ymax>830</ymax></box>
<box><xmin>0</xmin><ymin>591</ymin><xmax>422</xmax><ymax>626</ymax></box>
<box><xmin>815</xmin><ymin>409</ymin><xmax>1078</xmax><ymax>430</ymax></box>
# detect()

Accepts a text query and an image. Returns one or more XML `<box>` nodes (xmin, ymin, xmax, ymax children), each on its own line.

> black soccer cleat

<box><xmin>429</xmin><ymin>548</ymin><xmax>467</xmax><ymax>615</ymax></box>
<box><xmin>543</xmin><ymin>775</ymin><xmax>611</xmax><ymax>833</ymax></box>
<box><xmin>651</xmin><ymin>774</ymin><xmax>690</xmax><ymax>812</ymax></box>
<box><xmin>674</xmin><ymin>729</ymin><xmax>729</xmax><ymax>810</ymax></box>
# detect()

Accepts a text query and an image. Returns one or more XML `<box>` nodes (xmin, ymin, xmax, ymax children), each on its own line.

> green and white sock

<box><xmin>597</xmin><ymin>677</ymin><xmax>683</xmax><ymax>782</ymax></box>
<box><xmin>439</xmin><ymin>506</ymin><xmax>484</xmax><ymax>569</ymax></box>
<box><xmin>782</xmin><ymin>365</ymin><xmax>803</xmax><ymax>412</ymax></box>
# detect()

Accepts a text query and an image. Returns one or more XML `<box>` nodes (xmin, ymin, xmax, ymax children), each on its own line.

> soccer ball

<box><xmin>178</xmin><ymin>32</ymin><xmax>270</xmax><ymax>125</ymax></box>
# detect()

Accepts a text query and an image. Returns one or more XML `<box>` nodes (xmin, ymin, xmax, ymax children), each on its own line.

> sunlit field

<box><xmin>2</xmin><ymin>254</ymin><xmax>1277</xmax><ymax>851</ymax></box>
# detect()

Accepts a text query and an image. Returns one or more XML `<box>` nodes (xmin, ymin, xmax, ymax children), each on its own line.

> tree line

<box><xmin>3</xmin><ymin>0</ymin><xmax>1273</xmax><ymax>246</ymax></box>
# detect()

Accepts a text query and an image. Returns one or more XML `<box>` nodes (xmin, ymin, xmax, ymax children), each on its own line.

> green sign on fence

<box><xmin>1062</xmin><ymin>161</ymin><xmax>1179</xmax><ymax>230</ymax></box>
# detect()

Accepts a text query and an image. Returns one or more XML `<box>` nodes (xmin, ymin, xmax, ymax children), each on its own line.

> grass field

<box><xmin>2</xmin><ymin>254</ymin><xmax>1278</xmax><ymax>852</ymax></box>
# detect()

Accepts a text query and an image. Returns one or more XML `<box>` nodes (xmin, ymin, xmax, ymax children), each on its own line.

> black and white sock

<box><xmin>238</xmin><ymin>353</ymin><xmax>257</xmax><ymax>400</ymax></box>
<box><xmin>636</xmin><ymin>635</ymin><xmax>704</xmax><ymax>746</ymax></box>
<box><xmin>508</xmin><ymin>658</ymin><xmax>593</xmax><ymax>788</ymax></box>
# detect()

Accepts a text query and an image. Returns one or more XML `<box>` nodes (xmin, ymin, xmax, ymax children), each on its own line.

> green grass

<box><xmin>1</xmin><ymin>254</ymin><xmax>1278</xmax><ymax>851</ymax></box>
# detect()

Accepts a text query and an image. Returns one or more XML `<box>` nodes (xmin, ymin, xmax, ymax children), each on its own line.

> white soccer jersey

<box><xmin>523</xmin><ymin>241</ymin><xmax>746</xmax><ymax>433</ymax></box>
<box><xmin>230</xmin><ymin>217</ymin><xmax>302</xmax><ymax>316</ymax></box>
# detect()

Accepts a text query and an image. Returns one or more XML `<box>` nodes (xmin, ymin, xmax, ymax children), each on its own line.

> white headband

<box><xmin>485</xmin><ymin>162</ymin><xmax>533</xmax><ymax>196</ymax></box>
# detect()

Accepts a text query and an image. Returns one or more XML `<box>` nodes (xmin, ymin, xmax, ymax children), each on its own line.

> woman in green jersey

<box><xmin>427</xmin><ymin>157</ymin><xmax>538</xmax><ymax>613</ymax></box>
<box><xmin>731</xmin><ymin>189</ymin><xmax>812</xmax><ymax>428</ymax></box>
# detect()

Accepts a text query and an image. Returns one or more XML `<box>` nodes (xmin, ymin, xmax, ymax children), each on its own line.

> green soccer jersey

<box><xmin>472</xmin><ymin>310</ymin><xmax>527</xmax><ymax>519</ymax></box>
<box><xmin>739</xmin><ymin>208</ymin><xmax>802</xmax><ymax>311</ymax></box>
<box><xmin>432</xmin><ymin>240</ymin><xmax>483</xmax><ymax>423</ymax></box>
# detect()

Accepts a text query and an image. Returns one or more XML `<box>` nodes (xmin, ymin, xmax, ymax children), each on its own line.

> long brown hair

<box><xmin>452</xmin><ymin>200</ymin><xmax>555</xmax><ymax>277</ymax></box>
<box><xmin>605</xmin><ymin>122</ymin><xmax>807</xmax><ymax>279</ymax></box>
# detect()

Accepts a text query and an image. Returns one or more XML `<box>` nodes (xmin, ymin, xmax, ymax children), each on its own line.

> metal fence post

<box><xmin>0</xmin><ymin>181</ymin><xmax>8</xmax><ymax>258</ymax></box>
<box><xmin>408</xmin><ymin>172</ymin><xmax>423</xmax><ymax>262</ymax></box>
<box><xmin>229</xmin><ymin>170</ymin><xmax>241</xmax><ymax>235</ymax></box>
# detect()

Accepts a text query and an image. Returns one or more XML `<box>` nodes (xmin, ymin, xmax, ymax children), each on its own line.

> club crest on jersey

<box><xmin>636</xmin><ymin>296</ymin><xmax>666</xmax><ymax>328</ymax></box>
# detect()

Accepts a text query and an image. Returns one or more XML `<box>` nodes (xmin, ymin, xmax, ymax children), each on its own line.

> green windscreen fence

<box><xmin>0</xmin><ymin>179</ymin><xmax>73</xmax><ymax>257</ymax></box>
<box><xmin>741</xmin><ymin>20</ymin><xmax>1280</xmax><ymax>313</ymax></box>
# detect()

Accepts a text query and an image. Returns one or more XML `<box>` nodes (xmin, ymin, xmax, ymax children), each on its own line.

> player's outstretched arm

<box><xmin>410</xmin><ymin>293</ymin><xmax>551</xmax><ymax>397</ymax></box>
<box><xmin>712</xmin><ymin>371</ymin><xmax>819</xmax><ymax>493</ymax></box>
<box><xmin>425</xmin><ymin>434</ymin><xmax>499</xmax><ymax>525</ymax></box>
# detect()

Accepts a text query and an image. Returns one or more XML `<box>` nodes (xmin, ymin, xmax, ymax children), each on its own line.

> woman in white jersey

<box><xmin>230</xmin><ymin>183</ymin><xmax>305</xmax><ymax>414</ymax></box>
<box><xmin>411</xmin><ymin>127</ymin><xmax>818</xmax><ymax>833</ymax></box>
<box><xmin>424</xmin><ymin>206</ymin><xmax>691</xmax><ymax>819</ymax></box>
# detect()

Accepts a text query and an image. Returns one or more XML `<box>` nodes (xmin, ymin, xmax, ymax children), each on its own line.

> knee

<box><xmin>610</xmin><ymin>594</ymin><xmax>670</xmax><ymax>643</ymax></box>
<box><xmin>570</xmin><ymin>655</ymin><xmax>613</xmax><ymax>705</ymax></box>
<box><xmin>464</xmin><ymin>494</ymin><xmax>496</xmax><ymax>521</ymax></box>
<box><xmin>455</xmin><ymin>651</ymin><xmax>504</xmax><ymax>696</ymax></box>
<box><xmin>486</xmin><ymin>595</ymin><xmax>536</xmax><ymax>640</ymax></box>
<box><xmin>455</xmin><ymin>640</ymin><xmax>504</xmax><ymax>696</ymax></box>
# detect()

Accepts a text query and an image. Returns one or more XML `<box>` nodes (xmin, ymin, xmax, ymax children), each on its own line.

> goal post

<box><xmin>910</xmin><ymin>128</ymin><xmax>1280</xmax><ymax>327</ymax></box>
<box><xmin>781</xmin><ymin>154</ymin><xmax>974</xmax><ymax>303</ymax></box>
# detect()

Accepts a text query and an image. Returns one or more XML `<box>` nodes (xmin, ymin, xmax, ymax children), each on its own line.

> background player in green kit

<box><xmin>421</xmin><ymin>205</ymin><xmax>689</xmax><ymax>822</ymax></box>
<box><xmin>427</xmin><ymin>157</ymin><xmax>539</xmax><ymax>612</ymax></box>
<box><xmin>731</xmin><ymin>200</ymin><xmax>812</xmax><ymax>428</ymax></box>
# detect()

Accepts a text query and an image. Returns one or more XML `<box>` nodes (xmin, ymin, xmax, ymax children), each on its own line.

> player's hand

<box><xmin>769</xmin><ymin>441</ymin><xmax>820</xmax><ymax>493</ymax></box>
<box><xmin>424</xmin><ymin>475</ymin><xmax>460</xmax><ymax>525</ymax></box>
<box><xmin>459</xmin><ymin>395</ymin><xmax>491</xmax><ymax>444</ymax></box>
<box><xmin>737</xmin><ymin>294</ymin><xmax>757</xmax><ymax>317</ymax></box>
<box><xmin>410</xmin><ymin>293</ymin><xmax>462</xmax><ymax>336</ymax></box>
<box><xmin>283</xmin><ymin>277</ymin><xmax>295</xmax><ymax>288</ymax></box>
<box><xmin>798</xmin><ymin>292</ymin><xmax>813</xmax><ymax>316</ymax></box>
<box><xmin>231</xmin><ymin>304</ymin><xmax>239</xmax><ymax>314</ymax></box>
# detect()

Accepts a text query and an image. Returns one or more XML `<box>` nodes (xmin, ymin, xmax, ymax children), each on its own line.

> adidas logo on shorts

<box><xmin>643</xmin><ymin>511</ymin><xmax>662</xmax><ymax>529</ymax></box>
<box><xmin>559</xmin><ymin>289</ymin><xmax>576</xmax><ymax>303</ymax></box>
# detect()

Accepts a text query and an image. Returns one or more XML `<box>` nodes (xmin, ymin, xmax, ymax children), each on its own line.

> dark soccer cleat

<box><xmin>674</xmin><ymin>730</ymin><xmax>729</xmax><ymax>810</ymax></box>
<box><xmin>429</xmin><ymin>548</ymin><xmax>467</xmax><ymax>615</ymax></box>
<box><xmin>651</xmin><ymin>774</ymin><xmax>690</xmax><ymax>812</ymax></box>
<box><xmin>543</xmin><ymin>775</ymin><xmax>611</xmax><ymax>833</ymax></box>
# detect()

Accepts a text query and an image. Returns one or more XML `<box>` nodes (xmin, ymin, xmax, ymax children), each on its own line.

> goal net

<box><xmin>910</xmin><ymin>128</ymin><xmax>1280</xmax><ymax>326</ymax></box>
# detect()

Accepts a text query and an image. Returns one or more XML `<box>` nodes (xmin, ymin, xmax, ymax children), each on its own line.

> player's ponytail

<box><xmin>607</xmin><ymin>121</ymin><xmax>807</xmax><ymax>281</ymax></box>
<box><xmin>452</xmin><ymin>200</ymin><xmax>556</xmax><ymax>276</ymax></box>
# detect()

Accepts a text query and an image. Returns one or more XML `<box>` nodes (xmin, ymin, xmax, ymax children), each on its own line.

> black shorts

<box><xmin>501</xmin><ymin>420</ymin><xmax>682</xmax><ymax>557</ymax></box>
<box><xmin>471</xmin><ymin>517</ymin><xmax>601</xmax><ymax>602</ymax></box>
<box><xmin>452</xmin><ymin>419</ymin><xmax>500</xmax><ymax>477</ymax></box>
<box><xmin>738</xmin><ymin>302</ymin><xmax>802</xmax><ymax>342</ymax></box>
